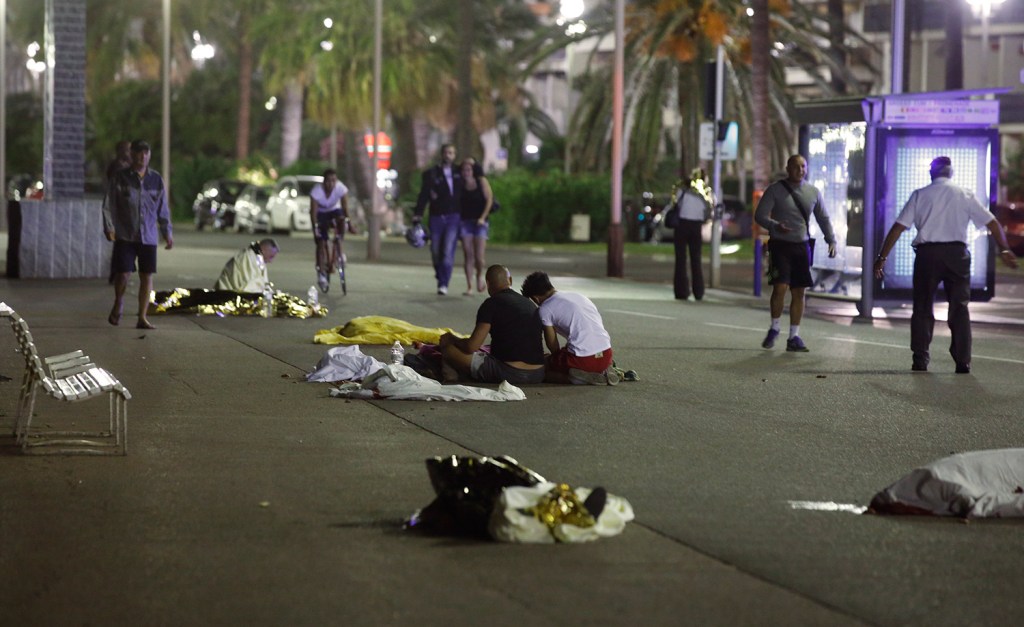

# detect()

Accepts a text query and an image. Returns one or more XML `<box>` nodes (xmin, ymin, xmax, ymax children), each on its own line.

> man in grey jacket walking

<box><xmin>754</xmin><ymin>154</ymin><xmax>836</xmax><ymax>352</ymax></box>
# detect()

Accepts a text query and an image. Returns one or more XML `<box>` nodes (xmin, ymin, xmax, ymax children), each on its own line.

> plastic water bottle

<box><xmin>389</xmin><ymin>341</ymin><xmax>405</xmax><ymax>365</ymax></box>
<box><xmin>263</xmin><ymin>287</ymin><xmax>274</xmax><ymax>317</ymax></box>
<box><xmin>307</xmin><ymin>285</ymin><xmax>319</xmax><ymax>308</ymax></box>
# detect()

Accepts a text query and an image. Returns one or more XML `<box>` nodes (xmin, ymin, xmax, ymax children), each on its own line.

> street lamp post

<box><xmin>162</xmin><ymin>0</ymin><xmax>170</xmax><ymax>198</ymax></box>
<box><xmin>607</xmin><ymin>0</ymin><xmax>624</xmax><ymax>278</ymax></box>
<box><xmin>967</xmin><ymin>0</ymin><xmax>1006</xmax><ymax>86</ymax></box>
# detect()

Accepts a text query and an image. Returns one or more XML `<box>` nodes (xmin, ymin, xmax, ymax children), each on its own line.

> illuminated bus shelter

<box><xmin>795</xmin><ymin>90</ymin><xmax>1002</xmax><ymax>317</ymax></box>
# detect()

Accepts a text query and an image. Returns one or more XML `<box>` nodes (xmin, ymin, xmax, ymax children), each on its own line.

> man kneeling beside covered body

<box><xmin>520</xmin><ymin>271</ymin><xmax>619</xmax><ymax>385</ymax></box>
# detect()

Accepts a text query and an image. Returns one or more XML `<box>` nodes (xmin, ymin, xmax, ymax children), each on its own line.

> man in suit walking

<box><xmin>413</xmin><ymin>144</ymin><xmax>462</xmax><ymax>295</ymax></box>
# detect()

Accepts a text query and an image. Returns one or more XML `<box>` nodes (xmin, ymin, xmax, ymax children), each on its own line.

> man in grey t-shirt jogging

<box><xmin>754</xmin><ymin>154</ymin><xmax>836</xmax><ymax>352</ymax></box>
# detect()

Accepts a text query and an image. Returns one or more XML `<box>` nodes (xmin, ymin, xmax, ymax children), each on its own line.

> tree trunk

<box><xmin>677</xmin><ymin>62</ymin><xmax>689</xmax><ymax>174</ymax></box>
<box><xmin>827</xmin><ymin>0</ymin><xmax>847</xmax><ymax>94</ymax></box>
<box><xmin>236</xmin><ymin>22</ymin><xmax>253</xmax><ymax>161</ymax></box>
<box><xmin>280</xmin><ymin>80</ymin><xmax>303</xmax><ymax>168</ymax></box>
<box><xmin>944</xmin><ymin>0</ymin><xmax>964</xmax><ymax>89</ymax></box>
<box><xmin>455</xmin><ymin>0</ymin><xmax>474</xmax><ymax>159</ymax></box>
<box><xmin>751</xmin><ymin>0</ymin><xmax>770</xmax><ymax>192</ymax></box>
<box><xmin>392</xmin><ymin>114</ymin><xmax>418</xmax><ymax>202</ymax></box>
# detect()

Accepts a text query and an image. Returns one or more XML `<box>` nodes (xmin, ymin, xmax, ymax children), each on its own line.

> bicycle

<box><xmin>315</xmin><ymin>217</ymin><xmax>351</xmax><ymax>295</ymax></box>
<box><xmin>332</xmin><ymin>233</ymin><xmax>347</xmax><ymax>295</ymax></box>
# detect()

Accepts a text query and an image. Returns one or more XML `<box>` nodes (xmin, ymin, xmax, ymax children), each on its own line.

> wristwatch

<box><xmin>875</xmin><ymin>254</ymin><xmax>887</xmax><ymax>262</ymax></box>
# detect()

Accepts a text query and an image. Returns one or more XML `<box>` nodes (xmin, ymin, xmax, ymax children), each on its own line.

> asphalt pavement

<box><xmin>1</xmin><ymin>229</ymin><xmax>1023</xmax><ymax>626</ymax></box>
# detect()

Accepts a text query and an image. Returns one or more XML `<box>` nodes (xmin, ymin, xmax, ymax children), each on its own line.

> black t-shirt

<box><xmin>475</xmin><ymin>288</ymin><xmax>544</xmax><ymax>365</ymax></box>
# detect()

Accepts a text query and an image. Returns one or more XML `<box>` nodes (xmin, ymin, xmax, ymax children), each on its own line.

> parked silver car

<box><xmin>233</xmin><ymin>184</ymin><xmax>273</xmax><ymax>234</ymax></box>
<box><xmin>267</xmin><ymin>175</ymin><xmax>320</xmax><ymax>233</ymax></box>
<box><xmin>192</xmin><ymin>178</ymin><xmax>246</xmax><ymax>231</ymax></box>
<box><xmin>649</xmin><ymin>195</ymin><xmax>750</xmax><ymax>243</ymax></box>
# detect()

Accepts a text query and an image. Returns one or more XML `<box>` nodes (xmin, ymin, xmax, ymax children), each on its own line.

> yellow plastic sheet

<box><xmin>314</xmin><ymin>315</ymin><xmax>466</xmax><ymax>346</ymax></box>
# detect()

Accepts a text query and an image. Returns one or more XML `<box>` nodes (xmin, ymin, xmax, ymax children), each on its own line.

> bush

<box><xmin>169</xmin><ymin>155</ymin><xmax>232</xmax><ymax>221</ymax></box>
<box><xmin>488</xmin><ymin>169</ymin><xmax>611</xmax><ymax>243</ymax></box>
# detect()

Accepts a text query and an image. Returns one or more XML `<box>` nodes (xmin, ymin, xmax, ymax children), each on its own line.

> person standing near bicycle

<box><xmin>310</xmin><ymin>168</ymin><xmax>352</xmax><ymax>293</ymax></box>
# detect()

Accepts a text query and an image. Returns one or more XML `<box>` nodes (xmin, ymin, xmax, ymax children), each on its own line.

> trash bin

<box><xmin>570</xmin><ymin>214</ymin><xmax>590</xmax><ymax>242</ymax></box>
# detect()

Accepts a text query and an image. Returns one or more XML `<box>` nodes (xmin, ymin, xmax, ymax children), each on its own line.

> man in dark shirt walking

<box><xmin>412</xmin><ymin>144</ymin><xmax>462</xmax><ymax>295</ymax></box>
<box><xmin>102</xmin><ymin>139</ymin><xmax>173</xmax><ymax>329</ymax></box>
<box><xmin>439</xmin><ymin>264</ymin><xmax>546</xmax><ymax>385</ymax></box>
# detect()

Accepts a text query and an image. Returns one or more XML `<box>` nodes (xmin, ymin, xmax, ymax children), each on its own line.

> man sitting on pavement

<box><xmin>438</xmin><ymin>264</ymin><xmax>546</xmax><ymax>385</ymax></box>
<box><xmin>520</xmin><ymin>271</ymin><xmax>618</xmax><ymax>385</ymax></box>
<box><xmin>213</xmin><ymin>239</ymin><xmax>279</xmax><ymax>293</ymax></box>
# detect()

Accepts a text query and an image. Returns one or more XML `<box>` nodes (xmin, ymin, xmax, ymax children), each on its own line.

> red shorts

<box><xmin>546</xmin><ymin>347</ymin><xmax>613</xmax><ymax>374</ymax></box>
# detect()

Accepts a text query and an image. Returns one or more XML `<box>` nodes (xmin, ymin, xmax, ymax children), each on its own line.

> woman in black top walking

<box><xmin>458</xmin><ymin>158</ymin><xmax>495</xmax><ymax>295</ymax></box>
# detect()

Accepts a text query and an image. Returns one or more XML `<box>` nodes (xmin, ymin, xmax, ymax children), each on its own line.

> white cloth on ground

<box><xmin>329</xmin><ymin>363</ymin><xmax>526</xmax><ymax>402</ymax></box>
<box><xmin>870</xmin><ymin>448</ymin><xmax>1024</xmax><ymax>518</ymax></box>
<box><xmin>305</xmin><ymin>345</ymin><xmax>384</xmax><ymax>382</ymax></box>
<box><xmin>213</xmin><ymin>244</ymin><xmax>270</xmax><ymax>293</ymax></box>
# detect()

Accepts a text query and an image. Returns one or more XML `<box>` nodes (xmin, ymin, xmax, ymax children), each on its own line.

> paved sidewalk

<box><xmin>1</xmin><ymin>230</ymin><xmax>1022</xmax><ymax>626</ymax></box>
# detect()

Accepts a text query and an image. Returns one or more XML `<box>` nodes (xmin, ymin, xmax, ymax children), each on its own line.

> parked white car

<box><xmin>267</xmin><ymin>175</ymin><xmax>321</xmax><ymax>233</ymax></box>
<box><xmin>233</xmin><ymin>184</ymin><xmax>273</xmax><ymax>234</ymax></box>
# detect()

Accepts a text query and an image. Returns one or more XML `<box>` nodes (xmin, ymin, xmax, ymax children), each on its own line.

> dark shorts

<box><xmin>767</xmin><ymin>239</ymin><xmax>813</xmax><ymax>288</ymax></box>
<box><xmin>315</xmin><ymin>210</ymin><xmax>345</xmax><ymax>241</ymax></box>
<box><xmin>459</xmin><ymin>219</ymin><xmax>489</xmax><ymax>239</ymax></box>
<box><xmin>470</xmin><ymin>352</ymin><xmax>545</xmax><ymax>385</ymax></box>
<box><xmin>111</xmin><ymin>240</ymin><xmax>157</xmax><ymax>274</ymax></box>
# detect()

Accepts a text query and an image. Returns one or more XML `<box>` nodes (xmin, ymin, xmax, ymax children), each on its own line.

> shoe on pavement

<box><xmin>786</xmin><ymin>336</ymin><xmax>809</xmax><ymax>352</ymax></box>
<box><xmin>437</xmin><ymin>285</ymin><xmax>448</xmax><ymax>295</ymax></box>
<box><xmin>911</xmin><ymin>363</ymin><xmax>928</xmax><ymax>372</ymax></box>
<box><xmin>955</xmin><ymin>363</ymin><xmax>971</xmax><ymax>374</ymax></box>
<box><xmin>761</xmin><ymin>328</ymin><xmax>780</xmax><ymax>349</ymax></box>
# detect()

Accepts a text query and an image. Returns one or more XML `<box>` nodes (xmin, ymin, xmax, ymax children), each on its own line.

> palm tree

<box><xmin>565</xmin><ymin>0</ymin><xmax>878</xmax><ymax>189</ymax></box>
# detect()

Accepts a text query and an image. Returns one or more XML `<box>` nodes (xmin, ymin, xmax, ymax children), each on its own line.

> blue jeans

<box><xmin>429</xmin><ymin>213</ymin><xmax>461</xmax><ymax>288</ymax></box>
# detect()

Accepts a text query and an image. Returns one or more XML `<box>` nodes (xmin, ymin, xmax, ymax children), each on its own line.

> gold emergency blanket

<box><xmin>314</xmin><ymin>315</ymin><xmax>466</xmax><ymax>345</ymax></box>
<box><xmin>150</xmin><ymin>288</ymin><xmax>327</xmax><ymax>319</ymax></box>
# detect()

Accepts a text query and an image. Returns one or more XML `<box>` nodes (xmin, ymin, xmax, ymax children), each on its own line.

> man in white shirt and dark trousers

<box><xmin>874</xmin><ymin>156</ymin><xmax>1018</xmax><ymax>374</ymax></box>
<box><xmin>520</xmin><ymin>271</ymin><xmax>618</xmax><ymax>385</ymax></box>
<box><xmin>754</xmin><ymin>154</ymin><xmax>837</xmax><ymax>352</ymax></box>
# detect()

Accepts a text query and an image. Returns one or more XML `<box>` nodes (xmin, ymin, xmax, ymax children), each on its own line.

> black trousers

<box><xmin>673</xmin><ymin>219</ymin><xmax>704</xmax><ymax>300</ymax></box>
<box><xmin>911</xmin><ymin>243</ymin><xmax>972</xmax><ymax>368</ymax></box>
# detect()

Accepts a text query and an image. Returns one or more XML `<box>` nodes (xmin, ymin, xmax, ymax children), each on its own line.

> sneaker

<box><xmin>569</xmin><ymin>368</ymin><xmax>614</xmax><ymax>386</ymax></box>
<box><xmin>786</xmin><ymin>336</ymin><xmax>809</xmax><ymax>352</ymax></box>
<box><xmin>761</xmin><ymin>328</ymin><xmax>780</xmax><ymax>349</ymax></box>
<box><xmin>911</xmin><ymin>363</ymin><xmax>928</xmax><ymax>372</ymax></box>
<box><xmin>437</xmin><ymin>285</ymin><xmax>448</xmax><ymax>295</ymax></box>
<box><xmin>317</xmin><ymin>271</ymin><xmax>329</xmax><ymax>293</ymax></box>
<box><xmin>955</xmin><ymin>363</ymin><xmax>971</xmax><ymax>374</ymax></box>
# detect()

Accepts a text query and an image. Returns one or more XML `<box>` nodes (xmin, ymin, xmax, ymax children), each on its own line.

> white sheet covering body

<box><xmin>306</xmin><ymin>346</ymin><xmax>384</xmax><ymax>382</ymax></box>
<box><xmin>329</xmin><ymin>363</ymin><xmax>526</xmax><ymax>402</ymax></box>
<box><xmin>870</xmin><ymin>448</ymin><xmax>1024</xmax><ymax>518</ymax></box>
<box><xmin>214</xmin><ymin>244</ymin><xmax>270</xmax><ymax>293</ymax></box>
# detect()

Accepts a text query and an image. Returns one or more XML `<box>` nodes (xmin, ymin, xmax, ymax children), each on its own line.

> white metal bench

<box><xmin>2</xmin><ymin>303</ymin><xmax>130</xmax><ymax>455</ymax></box>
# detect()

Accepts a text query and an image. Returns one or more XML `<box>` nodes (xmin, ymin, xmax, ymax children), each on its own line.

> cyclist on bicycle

<box><xmin>309</xmin><ymin>169</ymin><xmax>352</xmax><ymax>293</ymax></box>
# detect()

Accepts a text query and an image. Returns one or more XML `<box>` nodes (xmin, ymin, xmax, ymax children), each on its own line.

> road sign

<box><xmin>699</xmin><ymin>121</ymin><xmax>738</xmax><ymax>160</ymax></box>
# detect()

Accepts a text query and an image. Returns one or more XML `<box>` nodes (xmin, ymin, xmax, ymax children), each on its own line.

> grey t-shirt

<box><xmin>754</xmin><ymin>179</ymin><xmax>835</xmax><ymax>244</ymax></box>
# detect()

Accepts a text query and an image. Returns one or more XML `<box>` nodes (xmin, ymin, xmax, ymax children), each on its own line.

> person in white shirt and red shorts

<box><xmin>521</xmin><ymin>271</ymin><xmax>619</xmax><ymax>385</ymax></box>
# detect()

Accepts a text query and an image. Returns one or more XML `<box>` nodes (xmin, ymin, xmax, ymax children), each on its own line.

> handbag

<box><xmin>663</xmin><ymin>195</ymin><xmax>681</xmax><ymax>229</ymax></box>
